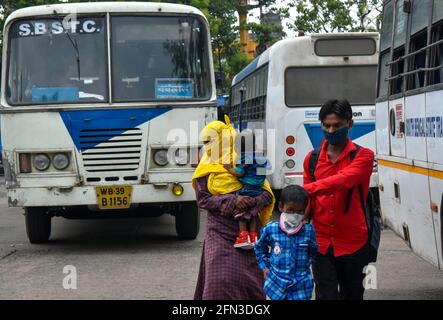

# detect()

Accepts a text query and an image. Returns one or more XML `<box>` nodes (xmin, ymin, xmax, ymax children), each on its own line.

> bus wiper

<box><xmin>53</xmin><ymin>10</ymin><xmax>81</xmax><ymax>80</ymax></box>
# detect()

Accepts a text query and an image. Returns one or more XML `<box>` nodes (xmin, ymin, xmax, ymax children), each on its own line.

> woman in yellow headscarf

<box><xmin>192</xmin><ymin>115</ymin><xmax>275</xmax><ymax>300</ymax></box>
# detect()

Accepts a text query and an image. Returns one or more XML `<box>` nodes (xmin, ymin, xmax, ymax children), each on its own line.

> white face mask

<box><xmin>282</xmin><ymin>212</ymin><xmax>304</xmax><ymax>228</ymax></box>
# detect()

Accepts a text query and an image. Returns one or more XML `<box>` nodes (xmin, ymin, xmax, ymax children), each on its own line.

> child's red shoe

<box><xmin>234</xmin><ymin>231</ymin><xmax>253</xmax><ymax>250</ymax></box>
<box><xmin>249</xmin><ymin>232</ymin><xmax>258</xmax><ymax>245</ymax></box>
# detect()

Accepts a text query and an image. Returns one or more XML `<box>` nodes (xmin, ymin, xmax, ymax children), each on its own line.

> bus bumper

<box><xmin>6</xmin><ymin>182</ymin><xmax>196</xmax><ymax>208</ymax></box>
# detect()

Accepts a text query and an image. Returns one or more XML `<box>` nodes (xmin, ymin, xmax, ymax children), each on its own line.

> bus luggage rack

<box><xmin>79</xmin><ymin>128</ymin><xmax>142</xmax><ymax>172</ymax></box>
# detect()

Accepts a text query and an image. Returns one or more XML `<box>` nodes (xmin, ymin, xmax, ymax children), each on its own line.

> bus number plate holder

<box><xmin>96</xmin><ymin>186</ymin><xmax>132</xmax><ymax>209</ymax></box>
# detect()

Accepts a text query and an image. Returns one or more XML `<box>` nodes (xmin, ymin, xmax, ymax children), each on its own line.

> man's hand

<box><xmin>263</xmin><ymin>268</ymin><xmax>269</xmax><ymax>279</ymax></box>
<box><xmin>235</xmin><ymin>196</ymin><xmax>253</xmax><ymax>211</ymax></box>
<box><xmin>223</xmin><ymin>164</ymin><xmax>233</xmax><ymax>170</ymax></box>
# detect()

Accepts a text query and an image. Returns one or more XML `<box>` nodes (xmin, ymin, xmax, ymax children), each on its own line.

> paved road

<box><xmin>1</xmin><ymin>179</ymin><xmax>443</xmax><ymax>299</ymax></box>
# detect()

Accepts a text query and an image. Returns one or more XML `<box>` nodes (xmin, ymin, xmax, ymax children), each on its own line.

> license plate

<box><xmin>96</xmin><ymin>186</ymin><xmax>132</xmax><ymax>210</ymax></box>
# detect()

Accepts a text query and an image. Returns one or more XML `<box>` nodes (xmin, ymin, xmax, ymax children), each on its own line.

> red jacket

<box><xmin>303</xmin><ymin>139</ymin><xmax>374</xmax><ymax>257</ymax></box>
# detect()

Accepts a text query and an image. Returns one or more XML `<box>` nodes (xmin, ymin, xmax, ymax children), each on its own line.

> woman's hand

<box><xmin>263</xmin><ymin>268</ymin><xmax>269</xmax><ymax>279</ymax></box>
<box><xmin>235</xmin><ymin>196</ymin><xmax>253</xmax><ymax>211</ymax></box>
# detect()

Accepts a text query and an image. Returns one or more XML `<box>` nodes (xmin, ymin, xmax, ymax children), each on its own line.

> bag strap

<box><xmin>344</xmin><ymin>144</ymin><xmax>362</xmax><ymax>214</ymax></box>
<box><xmin>358</xmin><ymin>184</ymin><xmax>372</xmax><ymax>237</ymax></box>
<box><xmin>308</xmin><ymin>146</ymin><xmax>321</xmax><ymax>182</ymax></box>
<box><xmin>307</xmin><ymin>147</ymin><xmax>321</xmax><ymax>223</ymax></box>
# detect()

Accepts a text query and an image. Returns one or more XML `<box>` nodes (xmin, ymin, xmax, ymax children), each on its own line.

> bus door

<box><xmin>427</xmin><ymin>89</ymin><xmax>443</xmax><ymax>269</ymax></box>
<box><xmin>403</xmin><ymin>92</ymin><xmax>439</xmax><ymax>267</ymax></box>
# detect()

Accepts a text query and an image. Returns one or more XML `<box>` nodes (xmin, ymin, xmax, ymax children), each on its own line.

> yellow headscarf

<box><xmin>192</xmin><ymin>115</ymin><xmax>275</xmax><ymax>226</ymax></box>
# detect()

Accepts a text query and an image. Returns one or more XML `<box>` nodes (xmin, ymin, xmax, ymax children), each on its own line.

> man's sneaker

<box><xmin>249</xmin><ymin>232</ymin><xmax>258</xmax><ymax>245</ymax></box>
<box><xmin>234</xmin><ymin>231</ymin><xmax>253</xmax><ymax>250</ymax></box>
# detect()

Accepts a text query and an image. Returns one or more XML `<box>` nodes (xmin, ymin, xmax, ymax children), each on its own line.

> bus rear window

<box><xmin>315</xmin><ymin>38</ymin><xmax>376</xmax><ymax>56</ymax></box>
<box><xmin>285</xmin><ymin>66</ymin><xmax>377</xmax><ymax>107</ymax></box>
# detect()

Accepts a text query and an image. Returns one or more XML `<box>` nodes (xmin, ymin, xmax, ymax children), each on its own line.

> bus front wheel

<box><xmin>25</xmin><ymin>207</ymin><xmax>51</xmax><ymax>243</ymax></box>
<box><xmin>175</xmin><ymin>202</ymin><xmax>200</xmax><ymax>240</ymax></box>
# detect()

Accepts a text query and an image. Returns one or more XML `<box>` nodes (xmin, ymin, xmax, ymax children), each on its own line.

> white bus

<box><xmin>0</xmin><ymin>2</ymin><xmax>217</xmax><ymax>243</ymax></box>
<box><xmin>376</xmin><ymin>0</ymin><xmax>443</xmax><ymax>270</ymax></box>
<box><xmin>229</xmin><ymin>33</ymin><xmax>379</xmax><ymax>195</ymax></box>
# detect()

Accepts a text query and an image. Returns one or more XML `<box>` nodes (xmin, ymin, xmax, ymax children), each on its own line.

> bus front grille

<box><xmin>79</xmin><ymin>128</ymin><xmax>142</xmax><ymax>172</ymax></box>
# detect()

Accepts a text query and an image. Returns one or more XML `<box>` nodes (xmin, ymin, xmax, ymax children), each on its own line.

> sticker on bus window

<box><xmin>31</xmin><ymin>87</ymin><xmax>79</xmax><ymax>102</ymax></box>
<box><xmin>155</xmin><ymin>79</ymin><xmax>193</xmax><ymax>99</ymax></box>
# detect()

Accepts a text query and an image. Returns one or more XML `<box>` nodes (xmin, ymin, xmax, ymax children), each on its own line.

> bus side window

<box><xmin>391</xmin><ymin>46</ymin><xmax>405</xmax><ymax>95</ymax></box>
<box><xmin>380</xmin><ymin>1</ymin><xmax>394</xmax><ymax>52</ymax></box>
<box><xmin>378</xmin><ymin>52</ymin><xmax>390</xmax><ymax>97</ymax></box>
<box><xmin>393</xmin><ymin>0</ymin><xmax>407</xmax><ymax>49</ymax></box>
<box><xmin>390</xmin><ymin>0</ymin><xmax>408</xmax><ymax>95</ymax></box>
<box><xmin>407</xmin><ymin>31</ymin><xmax>427</xmax><ymax>90</ymax></box>
<box><xmin>429</xmin><ymin>21</ymin><xmax>443</xmax><ymax>85</ymax></box>
<box><xmin>407</xmin><ymin>0</ymin><xmax>431</xmax><ymax>90</ymax></box>
<box><xmin>378</xmin><ymin>0</ymin><xmax>393</xmax><ymax>98</ymax></box>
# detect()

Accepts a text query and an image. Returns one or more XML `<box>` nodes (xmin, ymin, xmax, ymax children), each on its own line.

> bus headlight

<box><xmin>52</xmin><ymin>153</ymin><xmax>70</xmax><ymax>170</ymax></box>
<box><xmin>174</xmin><ymin>148</ymin><xmax>189</xmax><ymax>166</ymax></box>
<box><xmin>33</xmin><ymin>154</ymin><xmax>51</xmax><ymax>171</ymax></box>
<box><xmin>153</xmin><ymin>149</ymin><xmax>169</xmax><ymax>166</ymax></box>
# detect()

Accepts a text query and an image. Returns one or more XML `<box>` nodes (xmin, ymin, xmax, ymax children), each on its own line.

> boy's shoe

<box><xmin>234</xmin><ymin>231</ymin><xmax>253</xmax><ymax>250</ymax></box>
<box><xmin>249</xmin><ymin>232</ymin><xmax>258</xmax><ymax>245</ymax></box>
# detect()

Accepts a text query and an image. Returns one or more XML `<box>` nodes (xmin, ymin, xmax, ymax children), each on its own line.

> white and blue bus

<box><xmin>376</xmin><ymin>0</ymin><xmax>443</xmax><ymax>270</ymax></box>
<box><xmin>228</xmin><ymin>33</ymin><xmax>379</xmax><ymax>195</ymax></box>
<box><xmin>0</xmin><ymin>2</ymin><xmax>217</xmax><ymax>243</ymax></box>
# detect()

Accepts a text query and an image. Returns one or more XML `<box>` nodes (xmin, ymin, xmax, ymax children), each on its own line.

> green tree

<box><xmin>248</xmin><ymin>21</ymin><xmax>284</xmax><ymax>55</ymax></box>
<box><xmin>243</xmin><ymin>1</ymin><xmax>288</xmax><ymax>55</ymax></box>
<box><xmin>289</xmin><ymin>0</ymin><xmax>382</xmax><ymax>34</ymax></box>
<box><xmin>349</xmin><ymin>0</ymin><xmax>383</xmax><ymax>32</ymax></box>
<box><xmin>209</xmin><ymin>0</ymin><xmax>247</xmax><ymax>94</ymax></box>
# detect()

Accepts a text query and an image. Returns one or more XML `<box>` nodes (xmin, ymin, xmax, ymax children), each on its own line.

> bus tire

<box><xmin>25</xmin><ymin>207</ymin><xmax>51</xmax><ymax>244</ymax></box>
<box><xmin>175</xmin><ymin>202</ymin><xmax>200</xmax><ymax>240</ymax></box>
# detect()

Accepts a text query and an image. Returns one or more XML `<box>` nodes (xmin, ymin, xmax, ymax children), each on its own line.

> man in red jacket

<box><xmin>303</xmin><ymin>99</ymin><xmax>374</xmax><ymax>300</ymax></box>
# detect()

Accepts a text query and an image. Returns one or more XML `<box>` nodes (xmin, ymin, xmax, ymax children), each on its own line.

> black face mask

<box><xmin>322</xmin><ymin>126</ymin><xmax>349</xmax><ymax>145</ymax></box>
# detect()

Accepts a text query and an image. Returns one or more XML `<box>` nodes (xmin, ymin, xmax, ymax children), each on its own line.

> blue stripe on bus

<box><xmin>60</xmin><ymin>108</ymin><xmax>171</xmax><ymax>151</ymax></box>
<box><xmin>304</xmin><ymin>121</ymin><xmax>375</xmax><ymax>148</ymax></box>
<box><xmin>232</xmin><ymin>57</ymin><xmax>260</xmax><ymax>86</ymax></box>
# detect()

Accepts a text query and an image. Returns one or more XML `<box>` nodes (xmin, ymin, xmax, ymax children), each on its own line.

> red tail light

<box><xmin>286</xmin><ymin>147</ymin><xmax>295</xmax><ymax>157</ymax></box>
<box><xmin>286</xmin><ymin>135</ymin><xmax>295</xmax><ymax>144</ymax></box>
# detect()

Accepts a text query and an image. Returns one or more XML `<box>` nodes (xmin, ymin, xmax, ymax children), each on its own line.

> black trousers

<box><xmin>312</xmin><ymin>244</ymin><xmax>369</xmax><ymax>300</ymax></box>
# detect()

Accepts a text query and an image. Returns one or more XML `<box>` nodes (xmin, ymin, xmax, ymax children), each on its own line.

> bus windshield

<box><xmin>6</xmin><ymin>15</ymin><xmax>211</xmax><ymax>105</ymax></box>
<box><xmin>7</xmin><ymin>17</ymin><xmax>108</xmax><ymax>105</ymax></box>
<box><xmin>111</xmin><ymin>16</ymin><xmax>211</xmax><ymax>102</ymax></box>
<box><xmin>285</xmin><ymin>65</ymin><xmax>377</xmax><ymax>107</ymax></box>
